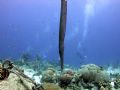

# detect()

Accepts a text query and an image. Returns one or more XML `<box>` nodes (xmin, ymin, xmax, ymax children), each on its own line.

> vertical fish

<box><xmin>59</xmin><ymin>0</ymin><xmax>67</xmax><ymax>71</ymax></box>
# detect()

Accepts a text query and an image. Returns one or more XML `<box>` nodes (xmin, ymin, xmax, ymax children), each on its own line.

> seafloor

<box><xmin>0</xmin><ymin>58</ymin><xmax>120</xmax><ymax>90</ymax></box>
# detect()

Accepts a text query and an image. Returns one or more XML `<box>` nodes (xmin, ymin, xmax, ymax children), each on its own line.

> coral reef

<box><xmin>41</xmin><ymin>83</ymin><xmax>63</xmax><ymax>90</ymax></box>
<box><xmin>76</xmin><ymin>64</ymin><xmax>111</xmax><ymax>89</ymax></box>
<box><xmin>1</xmin><ymin>59</ymin><xmax>120</xmax><ymax>90</ymax></box>
<box><xmin>114</xmin><ymin>74</ymin><xmax>120</xmax><ymax>89</ymax></box>
<box><xmin>41</xmin><ymin>68</ymin><xmax>57</xmax><ymax>83</ymax></box>
<box><xmin>58</xmin><ymin>69</ymin><xmax>75</xmax><ymax>88</ymax></box>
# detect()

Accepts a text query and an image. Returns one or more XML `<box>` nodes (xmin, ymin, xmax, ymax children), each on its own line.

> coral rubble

<box><xmin>1</xmin><ymin>60</ymin><xmax>120</xmax><ymax>90</ymax></box>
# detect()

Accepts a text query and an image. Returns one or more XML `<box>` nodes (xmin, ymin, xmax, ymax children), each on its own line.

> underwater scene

<box><xmin>0</xmin><ymin>0</ymin><xmax>120</xmax><ymax>90</ymax></box>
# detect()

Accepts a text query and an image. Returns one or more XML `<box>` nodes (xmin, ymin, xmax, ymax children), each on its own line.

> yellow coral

<box><xmin>42</xmin><ymin>83</ymin><xmax>64</xmax><ymax>90</ymax></box>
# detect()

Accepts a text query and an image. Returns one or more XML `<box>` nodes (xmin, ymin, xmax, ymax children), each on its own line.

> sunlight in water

<box><xmin>82</xmin><ymin>0</ymin><xmax>96</xmax><ymax>42</ymax></box>
<box><xmin>77</xmin><ymin>0</ymin><xmax>110</xmax><ymax>56</ymax></box>
<box><xmin>77</xmin><ymin>0</ymin><xmax>96</xmax><ymax>56</ymax></box>
<box><xmin>82</xmin><ymin>0</ymin><xmax>110</xmax><ymax>42</ymax></box>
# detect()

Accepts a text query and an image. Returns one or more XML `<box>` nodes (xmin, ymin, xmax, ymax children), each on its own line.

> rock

<box><xmin>0</xmin><ymin>63</ymin><xmax>9</xmax><ymax>80</ymax></box>
<box><xmin>33</xmin><ymin>75</ymin><xmax>42</xmax><ymax>84</ymax></box>
<box><xmin>58</xmin><ymin>74</ymin><xmax>73</xmax><ymax>88</ymax></box>
<box><xmin>24</xmin><ymin>69</ymin><xmax>37</xmax><ymax>78</ymax></box>
<box><xmin>0</xmin><ymin>73</ymin><xmax>34</xmax><ymax>90</ymax></box>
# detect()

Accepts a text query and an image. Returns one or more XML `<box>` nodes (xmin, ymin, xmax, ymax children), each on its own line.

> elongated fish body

<box><xmin>59</xmin><ymin>0</ymin><xmax>67</xmax><ymax>72</ymax></box>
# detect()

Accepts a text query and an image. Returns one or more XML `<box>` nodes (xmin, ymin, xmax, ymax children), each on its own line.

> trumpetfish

<box><xmin>59</xmin><ymin>0</ymin><xmax>67</xmax><ymax>72</ymax></box>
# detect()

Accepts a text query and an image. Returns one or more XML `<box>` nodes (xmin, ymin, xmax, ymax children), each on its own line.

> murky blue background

<box><xmin>0</xmin><ymin>0</ymin><xmax>120</xmax><ymax>66</ymax></box>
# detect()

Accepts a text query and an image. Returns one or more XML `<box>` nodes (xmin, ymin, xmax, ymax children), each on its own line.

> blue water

<box><xmin>0</xmin><ymin>0</ymin><xmax>120</xmax><ymax>67</ymax></box>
